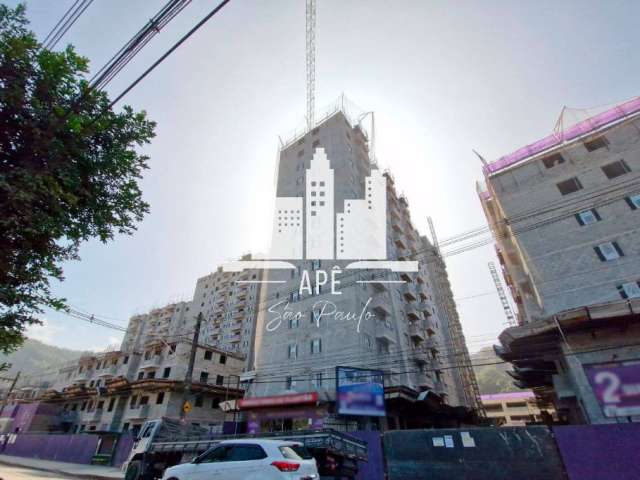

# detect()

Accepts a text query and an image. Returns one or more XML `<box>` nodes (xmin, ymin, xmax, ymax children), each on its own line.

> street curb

<box><xmin>0</xmin><ymin>458</ymin><xmax>124</xmax><ymax>480</ymax></box>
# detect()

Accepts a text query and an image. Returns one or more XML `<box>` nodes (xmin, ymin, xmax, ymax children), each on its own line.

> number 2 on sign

<box><xmin>595</xmin><ymin>371</ymin><xmax>621</xmax><ymax>403</ymax></box>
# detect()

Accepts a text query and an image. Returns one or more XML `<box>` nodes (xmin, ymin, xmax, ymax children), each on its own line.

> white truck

<box><xmin>123</xmin><ymin>417</ymin><xmax>368</xmax><ymax>480</ymax></box>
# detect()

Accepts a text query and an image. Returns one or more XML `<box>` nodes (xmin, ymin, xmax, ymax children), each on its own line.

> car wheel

<box><xmin>125</xmin><ymin>460</ymin><xmax>142</xmax><ymax>480</ymax></box>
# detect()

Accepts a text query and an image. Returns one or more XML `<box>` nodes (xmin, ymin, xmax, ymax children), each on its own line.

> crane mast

<box><xmin>306</xmin><ymin>0</ymin><xmax>316</xmax><ymax>130</ymax></box>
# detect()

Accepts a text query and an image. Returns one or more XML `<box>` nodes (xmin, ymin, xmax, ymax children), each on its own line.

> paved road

<box><xmin>0</xmin><ymin>464</ymin><xmax>78</xmax><ymax>480</ymax></box>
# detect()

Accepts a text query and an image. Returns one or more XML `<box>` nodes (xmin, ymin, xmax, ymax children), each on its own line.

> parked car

<box><xmin>161</xmin><ymin>438</ymin><xmax>319</xmax><ymax>480</ymax></box>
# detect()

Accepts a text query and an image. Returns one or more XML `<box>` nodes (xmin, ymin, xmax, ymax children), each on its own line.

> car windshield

<box><xmin>280</xmin><ymin>445</ymin><xmax>313</xmax><ymax>460</ymax></box>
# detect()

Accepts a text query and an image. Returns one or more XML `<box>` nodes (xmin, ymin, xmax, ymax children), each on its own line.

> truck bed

<box><xmin>150</xmin><ymin>428</ymin><xmax>368</xmax><ymax>461</ymax></box>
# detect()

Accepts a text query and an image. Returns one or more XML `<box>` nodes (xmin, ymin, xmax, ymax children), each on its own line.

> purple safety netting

<box><xmin>485</xmin><ymin>97</ymin><xmax>640</xmax><ymax>175</ymax></box>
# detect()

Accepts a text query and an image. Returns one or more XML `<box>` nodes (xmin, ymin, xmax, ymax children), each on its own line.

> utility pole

<box><xmin>0</xmin><ymin>372</ymin><xmax>20</xmax><ymax>417</ymax></box>
<box><xmin>180</xmin><ymin>313</ymin><xmax>203</xmax><ymax>421</ymax></box>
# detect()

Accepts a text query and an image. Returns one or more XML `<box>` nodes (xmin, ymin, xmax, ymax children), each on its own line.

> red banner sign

<box><xmin>238</xmin><ymin>392</ymin><xmax>319</xmax><ymax>409</ymax></box>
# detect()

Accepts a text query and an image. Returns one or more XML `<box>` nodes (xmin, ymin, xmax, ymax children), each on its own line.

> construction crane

<box><xmin>488</xmin><ymin>262</ymin><xmax>517</xmax><ymax>327</ymax></box>
<box><xmin>306</xmin><ymin>0</ymin><xmax>316</xmax><ymax>130</ymax></box>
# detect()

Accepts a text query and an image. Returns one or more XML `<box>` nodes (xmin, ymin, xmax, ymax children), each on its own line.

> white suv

<box><xmin>162</xmin><ymin>438</ymin><xmax>319</xmax><ymax>480</ymax></box>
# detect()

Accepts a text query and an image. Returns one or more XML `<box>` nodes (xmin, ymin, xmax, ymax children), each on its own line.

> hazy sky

<box><xmin>13</xmin><ymin>0</ymin><xmax>639</xmax><ymax>354</ymax></box>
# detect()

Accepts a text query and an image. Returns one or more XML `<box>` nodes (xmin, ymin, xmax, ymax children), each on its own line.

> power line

<box><xmin>42</xmin><ymin>0</ymin><xmax>94</xmax><ymax>50</ymax></box>
<box><xmin>109</xmin><ymin>0</ymin><xmax>232</xmax><ymax>107</ymax></box>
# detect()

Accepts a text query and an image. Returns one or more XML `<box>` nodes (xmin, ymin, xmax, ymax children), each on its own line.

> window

<box><xmin>200</xmin><ymin>372</ymin><xmax>209</xmax><ymax>383</ymax></box>
<box><xmin>137</xmin><ymin>371</ymin><xmax>144</xmax><ymax>380</ymax></box>
<box><xmin>311</xmin><ymin>201</ymin><xmax>316</xmax><ymax>206</ymax></box>
<box><xmin>228</xmin><ymin>445</ymin><xmax>268</xmax><ymax>461</ymax></box>
<box><xmin>575</xmin><ymin>209</ymin><xmax>601</xmax><ymax>226</ymax></box>
<box><xmin>311</xmin><ymin>338</ymin><xmax>322</xmax><ymax>354</ymax></box>
<box><xmin>219</xmin><ymin>354</ymin><xmax>227</xmax><ymax>365</ymax></box>
<box><xmin>139</xmin><ymin>396</ymin><xmax>149</xmax><ymax>406</ymax></box>
<box><xmin>602</xmin><ymin>159</ymin><xmax>631</xmax><ymax>179</ymax></box>
<box><xmin>289</xmin><ymin>317</ymin><xmax>299</xmax><ymax>328</ymax></box>
<box><xmin>626</xmin><ymin>194</ymin><xmax>640</xmax><ymax>210</ymax></box>
<box><xmin>163</xmin><ymin>367</ymin><xmax>171</xmax><ymax>379</ymax></box>
<box><xmin>291</xmin><ymin>291</ymin><xmax>300</xmax><ymax>302</ymax></box>
<box><xmin>195</xmin><ymin>395</ymin><xmax>203</xmax><ymax>407</ymax></box>
<box><xmin>310</xmin><ymin>210</ymin><xmax>316</xmax><ymax>216</ymax></box>
<box><xmin>484</xmin><ymin>403</ymin><xmax>504</xmax><ymax>412</ymax></box>
<box><xmin>505</xmin><ymin>401</ymin><xmax>527</xmax><ymax>408</ymax></box>
<box><xmin>204</xmin><ymin>350</ymin><xmax>213</xmax><ymax>360</ymax></box>
<box><xmin>319</xmin><ymin>191</ymin><xmax>325</xmax><ymax>196</ymax></box>
<box><xmin>311</xmin><ymin>181</ymin><xmax>317</xmax><ymax>186</ymax></box>
<box><xmin>319</xmin><ymin>181</ymin><xmax>325</xmax><ymax>187</ymax></box>
<box><xmin>199</xmin><ymin>445</ymin><xmax>232</xmax><ymax>463</ymax></box>
<box><xmin>557</xmin><ymin>177</ymin><xmax>583</xmax><ymax>195</ymax></box>
<box><xmin>288</xmin><ymin>344</ymin><xmax>298</xmax><ymax>359</ymax></box>
<box><xmin>216</xmin><ymin>375</ymin><xmax>224</xmax><ymax>386</ymax></box>
<box><xmin>584</xmin><ymin>136</ymin><xmax>609</xmax><ymax>152</ymax></box>
<box><xmin>129</xmin><ymin>396</ymin><xmax>137</xmax><ymax>408</ymax></box>
<box><xmin>97</xmin><ymin>400</ymin><xmax>104</xmax><ymax>410</ymax></box>
<box><xmin>156</xmin><ymin>392</ymin><xmax>165</xmax><ymax>404</ymax></box>
<box><xmin>618</xmin><ymin>281</ymin><xmax>640</xmax><ymax>299</ymax></box>
<box><xmin>286</xmin><ymin>376</ymin><xmax>294</xmax><ymax>389</ymax></box>
<box><xmin>594</xmin><ymin>241</ymin><xmax>624</xmax><ymax>261</ymax></box>
<box><xmin>107</xmin><ymin>398</ymin><xmax>116</xmax><ymax>412</ymax></box>
<box><xmin>313</xmin><ymin>372</ymin><xmax>323</xmax><ymax>387</ymax></box>
<box><xmin>123</xmin><ymin>356</ymin><xmax>129</xmax><ymax>365</ymax></box>
<box><xmin>211</xmin><ymin>397</ymin><xmax>221</xmax><ymax>408</ymax></box>
<box><xmin>541</xmin><ymin>153</ymin><xmax>565</xmax><ymax>169</ymax></box>
<box><xmin>147</xmin><ymin>371</ymin><xmax>155</xmax><ymax>379</ymax></box>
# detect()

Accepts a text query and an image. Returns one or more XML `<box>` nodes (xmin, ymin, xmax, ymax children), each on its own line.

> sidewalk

<box><xmin>0</xmin><ymin>454</ymin><xmax>124</xmax><ymax>479</ymax></box>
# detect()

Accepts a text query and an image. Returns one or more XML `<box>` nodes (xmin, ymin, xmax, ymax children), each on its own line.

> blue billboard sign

<box><xmin>336</xmin><ymin>366</ymin><xmax>386</xmax><ymax>417</ymax></box>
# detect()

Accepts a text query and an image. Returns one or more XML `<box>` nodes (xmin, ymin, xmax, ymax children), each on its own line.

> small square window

<box><xmin>557</xmin><ymin>177</ymin><xmax>583</xmax><ymax>195</ymax></box>
<box><xmin>311</xmin><ymin>201</ymin><xmax>316</xmax><ymax>206</ymax></box>
<box><xmin>618</xmin><ymin>281</ymin><xmax>640</xmax><ymax>299</ymax></box>
<box><xmin>626</xmin><ymin>194</ymin><xmax>640</xmax><ymax>210</ymax></box>
<box><xmin>311</xmin><ymin>181</ymin><xmax>317</xmax><ymax>186</ymax></box>
<box><xmin>319</xmin><ymin>201</ymin><xmax>325</xmax><ymax>206</ymax></box>
<box><xmin>319</xmin><ymin>181</ymin><xmax>325</xmax><ymax>187</ymax></box>
<box><xmin>319</xmin><ymin>191</ymin><xmax>325</xmax><ymax>197</ymax></box>
<box><xmin>601</xmin><ymin>160</ymin><xmax>631</xmax><ymax>179</ymax></box>
<box><xmin>311</xmin><ymin>191</ymin><xmax>317</xmax><ymax>196</ymax></box>
<box><xmin>576</xmin><ymin>209</ymin><xmax>600</xmax><ymax>226</ymax></box>
<box><xmin>541</xmin><ymin>153</ymin><xmax>565</xmax><ymax>169</ymax></box>
<box><xmin>311</xmin><ymin>211</ymin><xmax>317</xmax><ymax>216</ymax></box>
<box><xmin>594</xmin><ymin>241</ymin><xmax>623</xmax><ymax>261</ymax></box>
<box><xmin>584</xmin><ymin>136</ymin><xmax>609</xmax><ymax>152</ymax></box>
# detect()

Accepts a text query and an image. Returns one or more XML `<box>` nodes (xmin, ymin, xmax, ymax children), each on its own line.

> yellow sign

<box><xmin>183</xmin><ymin>401</ymin><xmax>192</xmax><ymax>414</ymax></box>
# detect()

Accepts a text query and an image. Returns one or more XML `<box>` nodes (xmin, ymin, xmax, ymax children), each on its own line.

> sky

<box><xmin>13</xmin><ymin>0</ymin><xmax>640</xmax><ymax>354</ymax></box>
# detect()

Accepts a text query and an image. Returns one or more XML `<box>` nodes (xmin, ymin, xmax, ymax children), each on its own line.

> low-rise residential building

<box><xmin>481</xmin><ymin>391</ymin><xmax>555</xmax><ymax>426</ymax></box>
<box><xmin>478</xmin><ymin>97</ymin><xmax>640</xmax><ymax>424</ymax></box>
<box><xmin>6</xmin><ymin>302</ymin><xmax>244</xmax><ymax>436</ymax></box>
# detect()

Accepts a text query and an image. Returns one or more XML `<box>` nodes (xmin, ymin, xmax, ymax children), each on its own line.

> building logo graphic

<box><xmin>223</xmin><ymin>147</ymin><xmax>417</xmax><ymax>273</ymax></box>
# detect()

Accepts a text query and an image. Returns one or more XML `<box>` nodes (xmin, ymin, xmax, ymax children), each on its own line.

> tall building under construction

<box><xmin>237</xmin><ymin>101</ymin><xmax>481</xmax><ymax>431</ymax></box>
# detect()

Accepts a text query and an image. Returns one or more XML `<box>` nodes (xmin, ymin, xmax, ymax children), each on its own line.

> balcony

<box><xmin>412</xmin><ymin>350</ymin><xmax>429</xmax><ymax>365</ymax></box>
<box><xmin>97</xmin><ymin>365</ymin><xmax>119</xmax><ymax>378</ymax></box>
<box><xmin>375</xmin><ymin>323</ymin><xmax>396</xmax><ymax>344</ymax></box>
<box><xmin>90</xmin><ymin>408</ymin><xmax>103</xmax><ymax>422</ymax></box>
<box><xmin>405</xmin><ymin>306</ymin><xmax>421</xmax><ymax>322</ymax></box>
<box><xmin>401</xmin><ymin>284</ymin><xmax>417</xmax><ymax>302</ymax></box>
<box><xmin>140</xmin><ymin>355</ymin><xmax>162</xmax><ymax>369</ymax></box>
<box><xmin>127</xmin><ymin>404</ymin><xmax>151</xmax><ymax>420</ymax></box>
<box><xmin>409</xmin><ymin>322</ymin><xmax>426</xmax><ymax>341</ymax></box>
<box><xmin>370</xmin><ymin>297</ymin><xmax>391</xmax><ymax>317</ymax></box>
<box><xmin>74</xmin><ymin>370</ymin><xmax>92</xmax><ymax>382</ymax></box>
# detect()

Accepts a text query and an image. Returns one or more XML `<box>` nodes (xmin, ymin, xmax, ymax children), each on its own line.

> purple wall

<box><xmin>351</xmin><ymin>431</ymin><xmax>384</xmax><ymax>480</ymax></box>
<box><xmin>553</xmin><ymin>424</ymin><xmax>640</xmax><ymax>480</ymax></box>
<box><xmin>112</xmin><ymin>433</ymin><xmax>135</xmax><ymax>467</ymax></box>
<box><xmin>2</xmin><ymin>433</ymin><xmax>100</xmax><ymax>464</ymax></box>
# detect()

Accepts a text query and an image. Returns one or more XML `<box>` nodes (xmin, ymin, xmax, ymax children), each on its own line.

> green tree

<box><xmin>0</xmin><ymin>4</ymin><xmax>155</xmax><ymax>354</ymax></box>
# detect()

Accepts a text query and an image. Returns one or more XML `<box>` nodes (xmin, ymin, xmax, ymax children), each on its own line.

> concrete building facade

<box><xmin>9</xmin><ymin>303</ymin><xmax>244</xmax><ymax>436</ymax></box>
<box><xmin>479</xmin><ymin>97</ymin><xmax>640</xmax><ymax>424</ymax></box>
<box><xmin>240</xmin><ymin>107</ymin><xmax>481</xmax><ymax>432</ymax></box>
<box><xmin>481</xmin><ymin>391</ymin><xmax>555</xmax><ymax>426</ymax></box>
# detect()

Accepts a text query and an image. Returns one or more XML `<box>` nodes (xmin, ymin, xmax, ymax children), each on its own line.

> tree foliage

<box><xmin>0</xmin><ymin>4</ymin><xmax>156</xmax><ymax>354</ymax></box>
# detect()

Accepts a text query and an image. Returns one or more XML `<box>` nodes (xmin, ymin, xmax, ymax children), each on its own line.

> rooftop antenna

<box><xmin>306</xmin><ymin>0</ymin><xmax>316</xmax><ymax>130</ymax></box>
